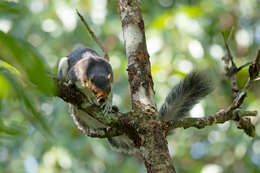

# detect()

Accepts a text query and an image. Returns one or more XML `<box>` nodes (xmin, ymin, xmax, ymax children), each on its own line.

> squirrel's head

<box><xmin>84</xmin><ymin>74</ymin><xmax>112</xmax><ymax>104</ymax></box>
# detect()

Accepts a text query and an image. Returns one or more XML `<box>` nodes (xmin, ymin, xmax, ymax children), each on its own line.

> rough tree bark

<box><xmin>117</xmin><ymin>0</ymin><xmax>176</xmax><ymax>172</ymax></box>
<box><xmin>56</xmin><ymin>1</ymin><xmax>259</xmax><ymax>173</ymax></box>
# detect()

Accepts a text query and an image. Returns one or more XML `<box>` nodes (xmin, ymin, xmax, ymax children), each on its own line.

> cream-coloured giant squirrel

<box><xmin>58</xmin><ymin>46</ymin><xmax>135</xmax><ymax>153</ymax></box>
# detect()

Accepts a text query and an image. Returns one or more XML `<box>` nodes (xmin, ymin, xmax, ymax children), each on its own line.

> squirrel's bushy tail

<box><xmin>159</xmin><ymin>72</ymin><xmax>212</xmax><ymax>121</ymax></box>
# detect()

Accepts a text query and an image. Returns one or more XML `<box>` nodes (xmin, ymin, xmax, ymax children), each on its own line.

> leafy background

<box><xmin>0</xmin><ymin>0</ymin><xmax>260</xmax><ymax>173</ymax></box>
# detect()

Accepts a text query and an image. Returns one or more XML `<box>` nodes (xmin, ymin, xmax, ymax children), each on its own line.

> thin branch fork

<box><xmin>222</xmin><ymin>30</ymin><xmax>259</xmax><ymax>133</ymax></box>
<box><xmin>166</xmin><ymin>38</ymin><xmax>260</xmax><ymax>137</ymax></box>
<box><xmin>222</xmin><ymin>30</ymin><xmax>239</xmax><ymax>98</ymax></box>
<box><xmin>225</xmin><ymin>47</ymin><xmax>260</xmax><ymax>111</ymax></box>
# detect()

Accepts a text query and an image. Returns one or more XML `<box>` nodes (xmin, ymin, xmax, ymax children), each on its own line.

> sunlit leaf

<box><xmin>183</xmin><ymin>6</ymin><xmax>203</xmax><ymax>18</ymax></box>
<box><xmin>0</xmin><ymin>73</ymin><xmax>12</xmax><ymax>98</ymax></box>
<box><xmin>0</xmin><ymin>1</ymin><xmax>25</xmax><ymax>17</ymax></box>
<box><xmin>152</xmin><ymin>12</ymin><xmax>173</xmax><ymax>29</ymax></box>
<box><xmin>151</xmin><ymin>64</ymin><xmax>161</xmax><ymax>74</ymax></box>
<box><xmin>0</xmin><ymin>60</ymin><xmax>20</xmax><ymax>75</ymax></box>
<box><xmin>171</xmin><ymin>69</ymin><xmax>187</xmax><ymax>77</ymax></box>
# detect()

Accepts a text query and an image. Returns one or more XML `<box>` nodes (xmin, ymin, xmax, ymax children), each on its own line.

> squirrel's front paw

<box><xmin>101</xmin><ymin>102</ymin><xmax>112</xmax><ymax>116</ymax></box>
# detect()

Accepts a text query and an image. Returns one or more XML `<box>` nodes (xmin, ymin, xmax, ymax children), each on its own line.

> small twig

<box><xmin>237</xmin><ymin>117</ymin><xmax>255</xmax><ymax>137</ymax></box>
<box><xmin>229</xmin><ymin>78</ymin><xmax>251</xmax><ymax>110</ymax></box>
<box><xmin>222</xmin><ymin>29</ymin><xmax>236</xmax><ymax>67</ymax></box>
<box><xmin>222</xmin><ymin>31</ymin><xmax>240</xmax><ymax>99</ymax></box>
<box><xmin>227</xmin><ymin>48</ymin><xmax>260</xmax><ymax>132</ymax></box>
<box><xmin>227</xmin><ymin>26</ymin><xmax>234</xmax><ymax>43</ymax></box>
<box><xmin>233</xmin><ymin>109</ymin><xmax>257</xmax><ymax>118</ymax></box>
<box><xmin>249</xmin><ymin>47</ymin><xmax>260</xmax><ymax>80</ymax></box>
<box><xmin>76</xmin><ymin>10</ymin><xmax>109</xmax><ymax>61</ymax></box>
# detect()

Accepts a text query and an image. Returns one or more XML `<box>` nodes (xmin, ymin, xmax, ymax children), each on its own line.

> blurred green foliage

<box><xmin>0</xmin><ymin>0</ymin><xmax>260</xmax><ymax>173</ymax></box>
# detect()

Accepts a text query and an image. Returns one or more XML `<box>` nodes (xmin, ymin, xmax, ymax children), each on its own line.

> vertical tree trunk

<box><xmin>118</xmin><ymin>0</ymin><xmax>156</xmax><ymax>109</ymax></box>
<box><xmin>118</xmin><ymin>0</ymin><xmax>176</xmax><ymax>172</ymax></box>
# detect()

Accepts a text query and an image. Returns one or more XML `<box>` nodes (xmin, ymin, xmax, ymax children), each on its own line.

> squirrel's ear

<box><xmin>108</xmin><ymin>74</ymin><xmax>112</xmax><ymax>81</ymax></box>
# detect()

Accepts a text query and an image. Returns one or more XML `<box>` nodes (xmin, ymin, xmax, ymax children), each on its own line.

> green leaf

<box><xmin>0</xmin><ymin>67</ymin><xmax>53</xmax><ymax>137</ymax></box>
<box><xmin>0</xmin><ymin>120</ymin><xmax>24</xmax><ymax>136</ymax></box>
<box><xmin>152</xmin><ymin>11</ymin><xmax>173</xmax><ymax>29</ymax></box>
<box><xmin>0</xmin><ymin>31</ymin><xmax>55</xmax><ymax>96</ymax></box>
<box><xmin>0</xmin><ymin>60</ymin><xmax>20</xmax><ymax>75</ymax></box>
<box><xmin>0</xmin><ymin>1</ymin><xmax>25</xmax><ymax>17</ymax></box>
<box><xmin>0</xmin><ymin>73</ymin><xmax>12</xmax><ymax>98</ymax></box>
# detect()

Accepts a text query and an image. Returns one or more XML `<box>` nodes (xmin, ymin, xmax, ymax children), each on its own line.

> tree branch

<box><xmin>221</xmin><ymin>31</ymin><xmax>260</xmax><ymax>134</ymax></box>
<box><xmin>167</xmin><ymin>109</ymin><xmax>257</xmax><ymax>136</ymax></box>
<box><xmin>166</xmin><ymin>46</ymin><xmax>260</xmax><ymax>137</ymax></box>
<box><xmin>76</xmin><ymin>10</ymin><xmax>109</xmax><ymax>60</ymax></box>
<box><xmin>56</xmin><ymin>79</ymin><xmax>121</xmax><ymax>126</ymax></box>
